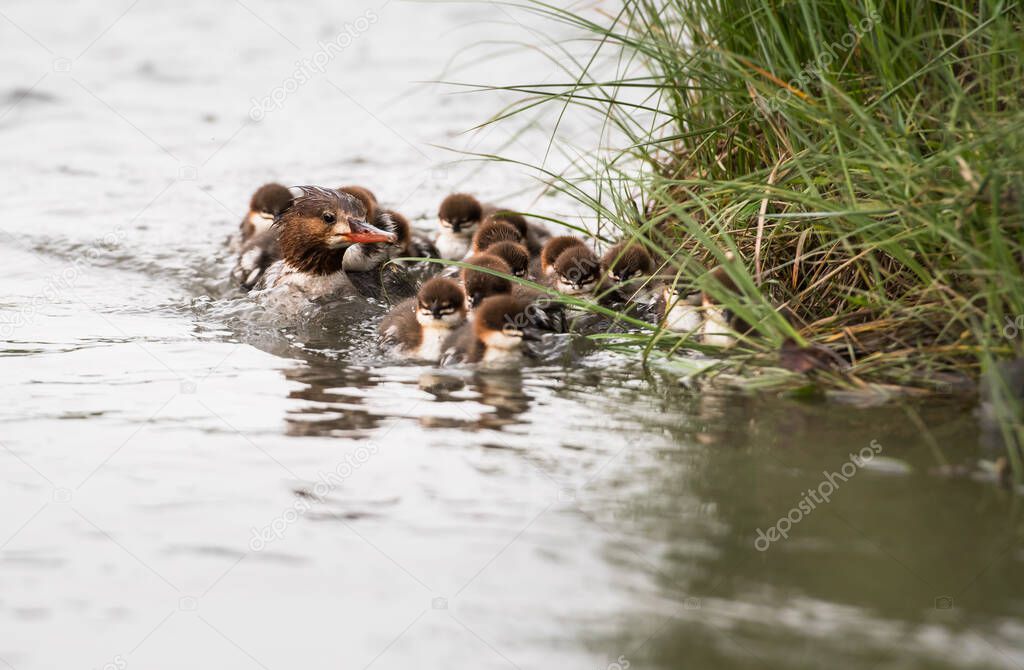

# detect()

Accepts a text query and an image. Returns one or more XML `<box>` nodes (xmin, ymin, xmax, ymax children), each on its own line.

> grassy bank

<box><xmin>460</xmin><ymin>0</ymin><xmax>1024</xmax><ymax>475</ymax></box>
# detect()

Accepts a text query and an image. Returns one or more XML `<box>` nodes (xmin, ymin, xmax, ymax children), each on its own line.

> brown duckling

<box><xmin>441</xmin><ymin>294</ymin><xmax>538</xmax><ymax>365</ymax></box>
<box><xmin>600</xmin><ymin>241</ymin><xmax>658</xmax><ymax>304</ymax></box>
<box><xmin>461</xmin><ymin>253</ymin><xmax>513</xmax><ymax>310</ymax></box>
<box><xmin>486</xmin><ymin>210</ymin><xmax>549</xmax><ymax>255</ymax></box>
<box><xmin>471</xmin><ymin>218</ymin><xmax>524</xmax><ymax>255</ymax></box>
<box><xmin>233</xmin><ymin>182</ymin><xmax>292</xmax><ymax>251</ymax></box>
<box><xmin>487</xmin><ymin>241</ymin><xmax>530</xmax><ymax>278</ymax></box>
<box><xmin>436</xmin><ymin>193</ymin><xmax>484</xmax><ymax>260</ymax></box>
<box><xmin>549</xmin><ymin>244</ymin><xmax>601</xmax><ymax>297</ymax></box>
<box><xmin>380</xmin><ymin>277</ymin><xmax>467</xmax><ymax>361</ymax></box>
<box><xmin>539</xmin><ymin>235</ymin><xmax>587</xmax><ymax>276</ymax></box>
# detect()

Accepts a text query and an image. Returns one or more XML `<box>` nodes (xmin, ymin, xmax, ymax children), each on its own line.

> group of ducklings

<box><xmin>228</xmin><ymin>184</ymin><xmax>747</xmax><ymax>365</ymax></box>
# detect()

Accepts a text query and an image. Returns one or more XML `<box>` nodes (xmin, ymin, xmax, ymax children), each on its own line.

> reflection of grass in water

<box><xmin>450</xmin><ymin>0</ymin><xmax>1024</xmax><ymax>480</ymax></box>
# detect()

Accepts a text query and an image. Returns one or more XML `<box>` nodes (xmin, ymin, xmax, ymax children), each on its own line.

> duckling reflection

<box><xmin>281</xmin><ymin>362</ymin><xmax>384</xmax><ymax>438</ymax></box>
<box><xmin>413</xmin><ymin>368</ymin><xmax>532</xmax><ymax>432</ymax></box>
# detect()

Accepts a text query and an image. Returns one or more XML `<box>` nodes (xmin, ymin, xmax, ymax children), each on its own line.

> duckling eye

<box><xmin>322</xmin><ymin>211</ymin><xmax>336</xmax><ymax>224</ymax></box>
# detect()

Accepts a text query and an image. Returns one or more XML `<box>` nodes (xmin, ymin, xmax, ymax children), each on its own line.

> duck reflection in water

<box><xmin>416</xmin><ymin>368</ymin><xmax>532</xmax><ymax>432</ymax></box>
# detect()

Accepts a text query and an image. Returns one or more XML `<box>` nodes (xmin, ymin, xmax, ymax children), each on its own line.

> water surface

<box><xmin>1</xmin><ymin>1</ymin><xmax>1021</xmax><ymax>668</ymax></box>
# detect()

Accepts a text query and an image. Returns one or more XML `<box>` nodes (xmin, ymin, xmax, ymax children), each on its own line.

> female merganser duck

<box><xmin>379</xmin><ymin>277</ymin><xmax>467</xmax><ymax>361</ymax></box>
<box><xmin>548</xmin><ymin>244</ymin><xmax>601</xmax><ymax>297</ymax></box>
<box><xmin>232</xmin><ymin>183</ymin><xmax>292</xmax><ymax>252</ymax></box>
<box><xmin>436</xmin><ymin>193</ymin><xmax>484</xmax><ymax>260</ymax></box>
<box><xmin>538</xmin><ymin>235</ymin><xmax>587</xmax><ymax>277</ymax></box>
<box><xmin>441</xmin><ymin>295</ymin><xmax>538</xmax><ymax>365</ymax></box>
<box><xmin>471</xmin><ymin>218</ymin><xmax>525</xmax><ymax>255</ymax></box>
<box><xmin>253</xmin><ymin>186</ymin><xmax>396</xmax><ymax>298</ymax></box>
<box><xmin>487</xmin><ymin>241</ymin><xmax>530</xmax><ymax>278</ymax></box>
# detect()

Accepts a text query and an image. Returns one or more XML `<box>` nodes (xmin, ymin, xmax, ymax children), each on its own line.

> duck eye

<box><xmin>322</xmin><ymin>211</ymin><xmax>336</xmax><ymax>224</ymax></box>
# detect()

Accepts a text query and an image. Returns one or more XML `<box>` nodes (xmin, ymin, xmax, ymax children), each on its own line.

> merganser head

<box><xmin>552</xmin><ymin>245</ymin><xmax>601</xmax><ymax>296</ymax></box>
<box><xmin>337</xmin><ymin>185</ymin><xmax>379</xmax><ymax>219</ymax></box>
<box><xmin>471</xmin><ymin>219</ymin><xmax>524</xmax><ymax>254</ymax></box>
<box><xmin>461</xmin><ymin>253</ymin><xmax>512</xmax><ymax>309</ymax></box>
<box><xmin>485</xmin><ymin>210</ymin><xmax>529</xmax><ymax>240</ymax></box>
<box><xmin>474</xmin><ymin>294</ymin><xmax>537</xmax><ymax>358</ymax></box>
<box><xmin>415</xmin><ymin>277</ymin><xmax>467</xmax><ymax>328</ymax></box>
<box><xmin>487</xmin><ymin>241</ymin><xmax>530</xmax><ymax>278</ymax></box>
<box><xmin>540</xmin><ymin>235</ymin><xmax>587</xmax><ymax>275</ymax></box>
<box><xmin>602</xmin><ymin>241</ymin><xmax>654</xmax><ymax>283</ymax></box>
<box><xmin>438</xmin><ymin>193</ymin><xmax>483</xmax><ymax>237</ymax></box>
<box><xmin>276</xmin><ymin>186</ymin><xmax>396</xmax><ymax>275</ymax></box>
<box><xmin>242</xmin><ymin>183</ymin><xmax>292</xmax><ymax>240</ymax></box>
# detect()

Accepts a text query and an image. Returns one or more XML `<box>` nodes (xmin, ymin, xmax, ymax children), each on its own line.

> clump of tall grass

<box><xmin>462</xmin><ymin>0</ymin><xmax>1024</xmax><ymax>473</ymax></box>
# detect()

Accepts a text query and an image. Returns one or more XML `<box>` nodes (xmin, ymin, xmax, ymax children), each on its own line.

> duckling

<box><xmin>461</xmin><ymin>253</ymin><xmax>565</xmax><ymax>332</ymax></box>
<box><xmin>340</xmin><ymin>185</ymin><xmax>437</xmax><ymax>263</ymax></box>
<box><xmin>342</xmin><ymin>209</ymin><xmax>421</xmax><ymax>301</ymax></box>
<box><xmin>471</xmin><ymin>218</ymin><xmax>525</xmax><ymax>255</ymax></box>
<box><xmin>336</xmin><ymin>185</ymin><xmax>378</xmax><ymax>213</ymax></box>
<box><xmin>485</xmin><ymin>210</ymin><xmax>549</xmax><ymax>255</ymax></box>
<box><xmin>233</xmin><ymin>228</ymin><xmax>282</xmax><ymax>290</ymax></box>
<box><xmin>701</xmin><ymin>264</ymin><xmax>746</xmax><ymax>347</ymax></box>
<box><xmin>461</xmin><ymin>253</ymin><xmax>513</xmax><ymax>310</ymax></box>
<box><xmin>254</xmin><ymin>186</ymin><xmax>396</xmax><ymax>297</ymax></box>
<box><xmin>600</xmin><ymin>241</ymin><xmax>657</xmax><ymax>304</ymax></box>
<box><xmin>379</xmin><ymin>277</ymin><xmax>467</xmax><ymax>361</ymax></box>
<box><xmin>658</xmin><ymin>281</ymin><xmax>704</xmax><ymax>334</ymax></box>
<box><xmin>436</xmin><ymin>193</ymin><xmax>484</xmax><ymax>260</ymax></box>
<box><xmin>343</xmin><ymin>209</ymin><xmax>412</xmax><ymax>273</ymax></box>
<box><xmin>549</xmin><ymin>244</ymin><xmax>601</xmax><ymax>297</ymax></box>
<box><xmin>487</xmin><ymin>241</ymin><xmax>530</xmax><ymax>278</ymax></box>
<box><xmin>441</xmin><ymin>295</ymin><xmax>538</xmax><ymax>365</ymax></box>
<box><xmin>232</xmin><ymin>182</ymin><xmax>292</xmax><ymax>252</ymax></box>
<box><xmin>539</xmin><ymin>235</ymin><xmax>587</xmax><ymax>277</ymax></box>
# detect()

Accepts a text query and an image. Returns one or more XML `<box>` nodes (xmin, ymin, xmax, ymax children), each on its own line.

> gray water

<box><xmin>1</xmin><ymin>1</ymin><xmax>1022</xmax><ymax>669</ymax></box>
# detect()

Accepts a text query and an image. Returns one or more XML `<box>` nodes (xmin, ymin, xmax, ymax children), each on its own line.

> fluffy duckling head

<box><xmin>461</xmin><ymin>253</ymin><xmax>513</xmax><ymax>309</ymax></box>
<box><xmin>486</xmin><ymin>210</ymin><xmax>529</xmax><ymax>239</ymax></box>
<box><xmin>602</xmin><ymin>241</ymin><xmax>655</xmax><ymax>283</ymax></box>
<box><xmin>540</xmin><ymin>236</ymin><xmax>587</xmax><ymax>275</ymax></box>
<box><xmin>337</xmin><ymin>185</ymin><xmax>379</xmax><ymax>219</ymax></box>
<box><xmin>438</xmin><ymin>193</ymin><xmax>484</xmax><ymax>236</ymax></box>
<box><xmin>487</xmin><ymin>241</ymin><xmax>530</xmax><ymax>278</ymax></box>
<box><xmin>472</xmin><ymin>219</ymin><xmax>524</xmax><ymax>254</ymax></box>
<box><xmin>474</xmin><ymin>294</ymin><xmax>537</xmax><ymax>356</ymax></box>
<box><xmin>276</xmin><ymin>186</ymin><xmax>396</xmax><ymax>275</ymax></box>
<box><xmin>250</xmin><ymin>183</ymin><xmax>293</xmax><ymax>217</ymax></box>
<box><xmin>241</xmin><ymin>183</ymin><xmax>293</xmax><ymax>240</ymax></box>
<box><xmin>552</xmin><ymin>245</ymin><xmax>601</xmax><ymax>296</ymax></box>
<box><xmin>415</xmin><ymin>277</ymin><xmax>467</xmax><ymax>328</ymax></box>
